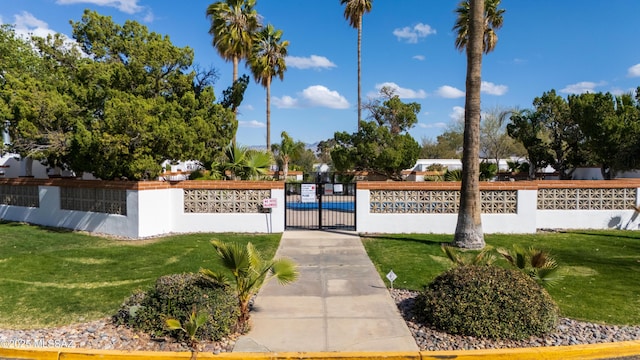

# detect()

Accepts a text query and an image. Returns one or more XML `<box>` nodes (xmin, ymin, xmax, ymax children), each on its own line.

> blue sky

<box><xmin>2</xmin><ymin>1</ymin><xmax>640</xmax><ymax>148</ymax></box>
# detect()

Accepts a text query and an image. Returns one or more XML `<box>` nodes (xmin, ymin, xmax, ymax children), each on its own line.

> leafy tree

<box><xmin>568</xmin><ymin>90</ymin><xmax>640</xmax><ymax>179</ymax></box>
<box><xmin>64</xmin><ymin>10</ymin><xmax>235</xmax><ymax>180</ymax></box>
<box><xmin>332</xmin><ymin>120</ymin><xmax>420</xmax><ymax>181</ymax></box>
<box><xmin>340</xmin><ymin>0</ymin><xmax>373</xmax><ymax>130</ymax></box>
<box><xmin>507</xmin><ymin>109</ymin><xmax>554</xmax><ymax>179</ymax></box>
<box><xmin>220</xmin><ymin>74</ymin><xmax>250</xmax><ymax>113</ymax></box>
<box><xmin>0</xmin><ymin>28</ymin><xmax>82</xmax><ymax>173</ymax></box>
<box><xmin>331</xmin><ymin>89</ymin><xmax>421</xmax><ymax>180</ymax></box>
<box><xmin>420</xmin><ymin>131</ymin><xmax>464</xmax><ymax>159</ymax></box>
<box><xmin>453</xmin><ymin>0</ymin><xmax>502</xmax><ymax>250</ymax></box>
<box><xmin>363</xmin><ymin>86</ymin><xmax>420</xmax><ymax>134</ymax></box>
<box><xmin>248</xmin><ymin>24</ymin><xmax>289</xmax><ymax>150</ymax></box>
<box><xmin>316</xmin><ymin>139</ymin><xmax>337</xmax><ymax>164</ymax></box>
<box><xmin>201</xmin><ymin>240</ymin><xmax>298</xmax><ymax>332</ymax></box>
<box><xmin>271</xmin><ymin>131</ymin><xmax>305</xmax><ymax>181</ymax></box>
<box><xmin>480</xmin><ymin>106</ymin><xmax>525</xmax><ymax>165</ymax></box>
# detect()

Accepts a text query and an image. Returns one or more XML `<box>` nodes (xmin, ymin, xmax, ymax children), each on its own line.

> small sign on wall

<box><xmin>262</xmin><ymin>198</ymin><xmax>277</xmax><ymax>208</ymax></box>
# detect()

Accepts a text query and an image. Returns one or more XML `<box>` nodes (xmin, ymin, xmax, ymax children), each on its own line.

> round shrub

<box><xmin>113</xmin><ymin>273</ymin><xmax>239</xmax><ymax>341</ymax></box>
<box><xmin>416</xmin><ymin>265</ymin><xmax>559</xmax><ymax>340</ymax></box>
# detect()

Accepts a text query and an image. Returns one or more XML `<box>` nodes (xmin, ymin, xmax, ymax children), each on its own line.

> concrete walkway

<box><xmin>233</xmin><ymin>230</ymin><xmax>418</xmax><ymax>353</ymax></box>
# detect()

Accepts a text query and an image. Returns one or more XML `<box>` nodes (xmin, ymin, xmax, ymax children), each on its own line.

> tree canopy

<box><xmin>331</xmin><ymin>89</ymin><xmax>421</xmax><ymax>180</ymax></box>
<box><xmin>1</xmin><ymin>11</ymin><xmax>237</xmax><ymax>180</ymax></box>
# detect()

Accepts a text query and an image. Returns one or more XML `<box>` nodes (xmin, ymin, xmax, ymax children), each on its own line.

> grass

<box><xmin>362</xmin><ymin>230</ymin><xmax>640</xmax><ymax>326</ymax></box>
<box><xmin>0</xmin><ymin>221</ymin><xmax>281</xmax><ymax>329</ymax></box>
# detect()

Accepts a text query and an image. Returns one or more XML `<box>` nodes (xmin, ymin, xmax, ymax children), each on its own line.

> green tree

<box><xmin>271</xmin><ymin>131</ymin><xmax>305</xmax><ymax>181</ymax></box>
<box><xmin>453</xmin><ymin>0</ymin><xmax>500</xmax><ymax>250</ymax></box>
<box><xmin>506</xmin><ymin>109</ymin><xmax>554</xmax><ymax>179</ymax></box>
<box><xmin>0</xmin><ymin>28</ymin><xmax>82</xmax><ymax>173</ymax></box>
<box><xmin>206</xmin><ymin>0</ymin><xmax>260</xmax><ymax>83</ymax></box>
<box><xmin>569</xmin><ymin>90</ymin><xmax>640</xmax><ymax>178</ymax></box>
<box><xmin>201</xmin><ymin>240</ymin><xmax>298</xmax><ymax>332</ymax></box>
<box><xmin>332</xmin><ymin>88</ymin><xmax>421</xmax><ymax>180</ymax></box>
<box><xmin>340</xmin><ymin>0</ymin><xmax>373</xmax><ymax>130</ymax></box>
<box><xmin>248</xmin><ymin>24</ymin><xmax>289</xmax><ymax>151</ymax></box>
<box><xmin>67</xmin><ymin>10</ymin><xmax>235</xmax><ymax>180</ymax></box>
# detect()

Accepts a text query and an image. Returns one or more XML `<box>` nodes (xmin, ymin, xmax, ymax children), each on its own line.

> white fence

<box><xmin>1</xmin><ymin>179</ymin><xmax>639</xmax><ymax>239</ymax></box>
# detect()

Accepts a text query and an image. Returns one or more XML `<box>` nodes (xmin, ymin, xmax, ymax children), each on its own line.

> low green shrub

<box><xmin>416</xmin><ymin>265</ymin><xmax>559</xmax><ymax>340</ymax></box>
<box><xmin>113</xmin><ymin>273</ymin><xmax>239</xmax><ymax>342</ymax></box>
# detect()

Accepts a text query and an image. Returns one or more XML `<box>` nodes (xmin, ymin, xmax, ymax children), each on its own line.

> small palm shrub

<box><xmin>416</xmin><ymin>265</ymin><xmax>559</xmax><ymax>340</ymax></box>
<box><xmin>444</xmin><ymin>169</ymin><xmax>462</xmax><ymax>181</ymax></box>
<box><xmin>113</xmin><ymin>273</ymin><xmax>239</xmax><ymax>342</ymax></box>
<box><xmin>497</xmin><ymin>246</ymin><xmax>564</xmax><ymax>288</ymax></box>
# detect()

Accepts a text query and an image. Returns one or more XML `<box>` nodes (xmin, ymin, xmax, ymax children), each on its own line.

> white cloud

<box><xmin>450</xmin><ymin>106</ymin><xmax>465</xmax><ymax>121</ymax></box>
<box><xmin>393</xmin><ymin>23</ymin><xmax>436</xmax><ymax>43</ymax></box>
<box><xmin>272</xmin><ymin>95</ymin><xmax>299</xmax><ymax>109</ymax></box>
<box><xmin>481</xmin><ymin>81</ymin><xmax>508</xmax><ymax>96</ymax></box>
<box><xmin>372</xmin><ymin>82</ymin><xmax>427</xmax><ymax>99</ymax></box>
<box><xmin>418</xmin><ymin>122</ymin><xmax>447</xmax><ymax>129</ymax></box>
<box><xmin>436</xmin><ymin>85</ymin><xmax>465</xmax><ymax>99</ymax></box>
<box><xmin>560</xmin><ymin>81</ymin><xmax>603</xmax><ymax>94</ymax></box>
<box><xmin>273</xmin><ymin>86</ymin><xmax>349</xmax><ymax>109</ymax></box>
<box><xmin>13</xmin><ymin>11</ymin><xmax>58</xmax><ymax>39</ymax></box>
<box><xmin>301</xmin><ymin>85</ymin><xmax>350</xmax><ymax>109</ymax></box>
<box><xmin>286</xmin><ymin>55</ymin><xmax>336</xmax><ymax>70</ymax></box>
<box><xmin>627</xmin><ymin>63</ymin><xmax>640</xmax><ymax>77</ymax></box>
<box><xmin>238</xmin><ymin>120</ymin><xmax>265</xmax><ymax>128</ymax></box>
<box><xmin>413</xmin><ymin>55</ymin><xmax>425</xmax><ymax>61</ymax></box>
<box><xmin>56</xmin><ymin>0</ymin><xmax>143</xmax><ymax>14</ymax></box>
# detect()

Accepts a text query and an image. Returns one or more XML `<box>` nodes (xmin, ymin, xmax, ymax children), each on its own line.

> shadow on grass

<box><xmin>567</xmin><ymin>230</ymin><xmax>640</xmax><ymax>241</ymax></box>
<box><xmin>361</xmin><ymin>234</ymin><xmax>450</xmax><ymax>247</ymax></box>
<box><xmin>1</xmin><ymin>220</ymin><xmax>75</xmax><ymax>234</ymax></box>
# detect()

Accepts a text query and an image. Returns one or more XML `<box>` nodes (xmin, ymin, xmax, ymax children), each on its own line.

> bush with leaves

<box><xmin>113</xmin><ymin>273</ymin><xmax>238</xmax><ymax>342</ymax></box>
<box><xmin>416</xmin><ymin>265</ymin><xmax>559</xmax><ymax>340</ymax></box>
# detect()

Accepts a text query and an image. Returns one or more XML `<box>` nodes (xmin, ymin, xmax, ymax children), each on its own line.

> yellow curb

<box><xmin>1</xmin><ymin>341</ymin><xmax>639</xmax><ymax>360</ymax></box>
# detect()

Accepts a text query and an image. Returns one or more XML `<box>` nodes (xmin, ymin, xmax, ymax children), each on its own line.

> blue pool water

<box><xmin>287</xmin><ymin>201</ymin><xmax>354</xmax><ymax>212</ymax></box>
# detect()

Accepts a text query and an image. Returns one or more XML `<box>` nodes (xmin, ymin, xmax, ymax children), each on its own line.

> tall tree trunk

<box><xmin>266</xmin><ymin>77</ymin><xmax>271</xmax><ymax>151</ymax></box>
<box><xmin>357</xmin><ymin>17</ymin><xmax>362</xmax><ymax>131</ymax></box>
<box><xmin>232</xmin><ymin>56</ymin><xmax>239</xmax><ymax>147</ymax></box>
<box><xmin>454</xmin><ymin>0</ymin><xmax>485</xmax><ymax>249</ymax></box>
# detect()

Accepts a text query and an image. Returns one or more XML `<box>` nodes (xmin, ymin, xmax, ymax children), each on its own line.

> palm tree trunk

<box><xmin>357</xmin><ymin>17</ymin><xmax>363</xmax><ymax>131</ymax></box>
<box><xmin>454</xmin><ymin>0</ymin><xmax>485</xmax><ymax>249</ymax></box>
<box><xmin>266</xmin><ymin>77</ymin><xmax>271</xmax><ymax>151</ymax></box>
<box><xmin>232</xmin><ymin>56</ymin><xmax>239</xmax><ymax>147</ymax></box>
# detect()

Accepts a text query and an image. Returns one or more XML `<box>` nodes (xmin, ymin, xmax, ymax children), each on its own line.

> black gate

<box><xmin>285</xmin><ymin>183</ymin><xmax>356</xmax><ymax>230</ymax></box>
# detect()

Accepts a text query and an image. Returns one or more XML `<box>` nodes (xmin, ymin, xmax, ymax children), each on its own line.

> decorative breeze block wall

<box><xmin>60</xmin><ymin>187</ymin><xmax>127</xmax><ymax>215</ymax></box>
<box><xmin>537</xmin><ymin>188</ymin><xmax>637</xmax><ymax>210</ymax></box>
<box><xmin>183</xmin><ymin>189</ymin><xmax>271</xmax><ymax>213</ymax></box>
<box><xmin>0</xmin><ymin>184</ymin><xmax>39</xmax><ymax>207</ymax></box>
<box><xmin>369</xmin><ymin>190</ymin><xmax>518</xmax><ymax>214</ymax></box>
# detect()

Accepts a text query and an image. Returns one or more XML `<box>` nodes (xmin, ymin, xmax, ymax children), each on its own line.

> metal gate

<box><xmin>285</xmin><ymin>182</ymin><xmax>356</xmax><ymax>230</ymax></box>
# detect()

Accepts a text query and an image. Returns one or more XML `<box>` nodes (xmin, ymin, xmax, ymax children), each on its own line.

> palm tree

<box><xmin>340</xmin><ymin>0</ymin><xmax>373</xmax><ymax>131</ymax></box>
<box><xmin>271</xmin><ymin>131</ymin><xmax>305</xmax><ymax>181</ymax></box>
<box><xmin>206</xmin><ymin>0</ymin><xmax>260</xmax><ymax>145</ymax></box>
<box><xmin>248</xmin><ymin>24</ymin><xmax>289</xmax><ymax>151</ymax></box>
<box><xmin>452</xmin><ymin>0</ymin><xmax>492</xmax><ymax>250</ymax></box>
<box><xmin>453</xmin><ymin>0</ymin><xmax>505</xmax><ymax>54</ymax></box>
<box><xmin>201</xmin><ymin>240</ymin><xmax>298</xmax><ymax>332</ymax></box>
<box><xmin>206</xmin><ymin>0</ymin><xmax>260</xmax><ymax>83</ymax></box>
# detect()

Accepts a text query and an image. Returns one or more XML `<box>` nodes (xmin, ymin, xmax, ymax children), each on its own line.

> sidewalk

<box><xmin>233</xmin><ymin>230</ymin><xmax>419</xmax><ymax>353</ymax></box>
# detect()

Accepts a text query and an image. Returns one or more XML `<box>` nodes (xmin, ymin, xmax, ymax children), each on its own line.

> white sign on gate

<box><xmin>301</xmin><ymin>184</ymin><xmax>316</xmax><ymax>203</ymax></box>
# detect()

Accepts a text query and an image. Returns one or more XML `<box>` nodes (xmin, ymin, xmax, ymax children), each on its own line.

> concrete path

<box><xmin>233</xmin><ymin>230</ymin><xmax>418</xmax><ymax>353</ymax></box>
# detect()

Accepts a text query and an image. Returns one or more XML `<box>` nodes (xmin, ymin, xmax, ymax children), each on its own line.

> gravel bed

<box><xmin>391</xmin><ymin>288</ymin><xmax>640</xmax><ymax>351</ymax></box>
<box><xmin>1</xmin><ymin>290</ymin><xmax>639</xmax><ymax>353</ymax></box>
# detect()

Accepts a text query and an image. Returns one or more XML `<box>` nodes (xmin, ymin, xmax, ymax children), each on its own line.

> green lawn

<box><xmin>0</xmin><ymin>221</ymin><xmax>281</xmax><ymax>329</ymax></box>
<box><xmin>362</xmin><ymin>230</ymin><xmax>640</xmax><ymax>326</ymax></box>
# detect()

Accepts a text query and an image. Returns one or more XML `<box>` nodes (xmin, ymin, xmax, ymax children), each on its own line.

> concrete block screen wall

<box><xmin>1</xmin><ymin>178</ymin><xmax>639</xmax><ymax>239</ymax></box>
